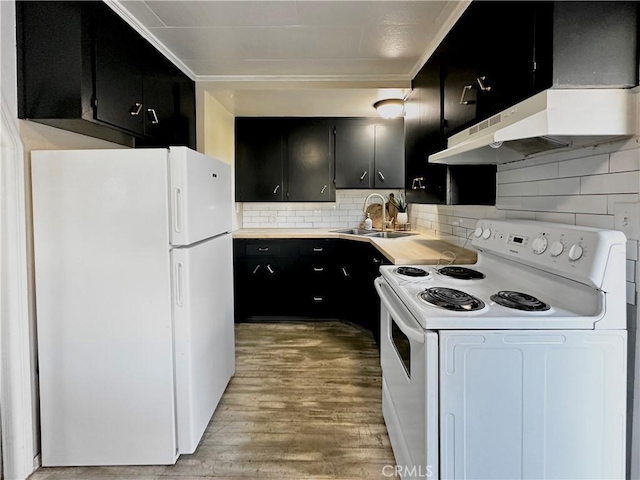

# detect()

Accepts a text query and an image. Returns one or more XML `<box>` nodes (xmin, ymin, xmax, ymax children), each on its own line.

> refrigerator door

<box><xmin>171</xmin><ymin>233</ymin><xmax>235</xmax><ymax>454</ymax></box>
<box><xmin>169</xmin><ymin>147</ymin><xmax>232</xmax><ymax>246</ymax></box>
<box><xmin>32</xmin><ymin>149</ymin><xmax>178</xmax><ymax>465</ymax></box>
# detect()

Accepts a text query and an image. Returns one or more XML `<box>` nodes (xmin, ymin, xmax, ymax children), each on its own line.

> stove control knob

<box><xmin>550</xmin><ymin>241</ymin><xmax>564</xmax><ymax>257</ymax></box>
<box><xmin>531</xmin><ymin>236</ymin><xmax>548</xmax><ymax>254</ymax></box>
<box><xmin>474</xmin><ymin>227</ymin><xmax>483</xmax><ymax>238</ymax></box>
<box><xmin>568</xmin><ymin>244</ymin><xmax>584</xmax><ymax>261</ymax></box>
<box><xmin>481</xmin><ymin>228</ymin><xmax>491</xmax><ymax>239</ymax></box>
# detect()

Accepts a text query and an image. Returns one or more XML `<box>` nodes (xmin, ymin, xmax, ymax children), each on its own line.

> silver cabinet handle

<box><xmin>129</xmin><ymin>102</ymin><xmax>143</xmax><ymax>116</ymax></box>
<box><xmin>313</xmin><ymin>247</ymin><xmax>324</xmax><ymax>252</ymax></box>
<box><xmin>459</xmin><ymin>85</ymin><xmax>476</xmax><ymax>105</ymax></box>
<box><xmin>313</xmin><ymin>296</ymin><xmax>323</xmax><ymax>302</ymax></box>
<box><xmin>252</xmin><ymin>265</ymin><xmax>261</xmax><ymax>274</ymax></box>
<box><xmin>147</xmin><ymin>108</ymin><xmax>159</xmax><ymax>124</ymax></box>
<box><xmin>320</xmin><ymin>185</ymin><xmax>327</xmax><ymax>194</ymax></box>
<box><xmin>342</xmin><ymin>267</ymin><xmax>349</xmax><ymax>277</ymax></box>
<box><xmin>314</xmin><ymin>267</ymin><xmax>324</xmax><ymax>272</ymax></box>
<box><xmin>266</xmin><ymin>264</ymin><xmax>275</xmax><ymax>274</ymax></box>
<box><xmin>360</xmin><ymin>171</ymin><xmax>368</xmax><ymax>181</ymax></box>
<box><xmin>258</xmin><ymin>247</ymin><xmax>269</xmax><ymax>252</ymax></box>
<box><xmin>476</xmin><ymin>76</ymin><xmax>492</xmax><ymax>92</ymax></box>
<box><xmin>412</xmin><ymin>177</ymin><xmax>426</xmax><ymax>190</ymax></box>
<box><xmin>273</xmin><ymin>184</ymin><xmax>280</xmax><ymax>194</ymax></box>
<box><xmin>378</xmin><ymin>171</ymin><xmax>385</xmax><ymax>181</ymax></box>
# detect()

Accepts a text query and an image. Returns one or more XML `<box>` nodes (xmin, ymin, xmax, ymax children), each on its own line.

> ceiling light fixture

<box><xmin>374</xmin><ymin>99</ymin><xmax>404</xmax><ymax>119</ymax></box>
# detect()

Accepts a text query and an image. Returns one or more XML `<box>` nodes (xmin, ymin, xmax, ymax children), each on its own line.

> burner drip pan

<box><xmin>490</xmin><ymin>291</ymin><xmax>550</xmax><ymax>312</ymax></box>
<box><xmin>437</xmin><ymin>266</ymin><xmax>485</xmax><ymax>280</ymax></box>
<box><xmin>418</xmin><ymin>287</ymin><xmax>485</xmax><ymax>312</ymax></box>
<box><xmin>395</xmin><ymin>267</ymin><xmax>429</xmax><ymax>277</ymax></box>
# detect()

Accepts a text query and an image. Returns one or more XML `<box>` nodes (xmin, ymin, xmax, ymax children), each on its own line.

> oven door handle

<box><xmin>374</xmin><ymin>277</ymin><xmax>425</xmax><ymax>344</ymax></box>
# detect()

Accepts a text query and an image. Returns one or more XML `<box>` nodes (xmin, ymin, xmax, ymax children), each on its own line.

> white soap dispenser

<box><xmin>364</xmin><ymin>213</ymin><xmax>373</xmax><ymax>230</ymax></box>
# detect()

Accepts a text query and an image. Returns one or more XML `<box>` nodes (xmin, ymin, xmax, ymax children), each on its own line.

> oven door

<box><xmin>375</xmin><ymin>277</ymin><xmax>438</xmax><ymax>479</ymax></box>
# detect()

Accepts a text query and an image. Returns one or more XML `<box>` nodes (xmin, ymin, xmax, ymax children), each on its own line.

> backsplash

<box><xmin>242</xmin><ymin>189</ymin><xmax>403</xmax><ymax>229</ymax></box>
<box><xmin>408</xmin><ymin>137</ymin><xmax>640</xmax><ymax>305</ymax></box>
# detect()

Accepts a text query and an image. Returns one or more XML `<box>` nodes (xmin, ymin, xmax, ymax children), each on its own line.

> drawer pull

<box><xmin>258</xmin><ymin>247</ymin><xmax>269</xmax><ymax>252</ymax></box>
<box><xmin>459</xmin><ymin>84</ymin><xmax>476</xmax><ymax>105</ymax></box>
<box><xmin>314</xmin><ymin>267</ymin><xmax>324</xmax><ymax>272</ymax></box>
<box><xmin>129</xmin><ymin>102</ymin><xmax>143</xmax><ymax>116</ymax></box>
<box><xmin>147</xmin><ymin>108</ymin><xmax>159</xmax><ymax>124</ymax></box>
<box><xmin>320</xmin><ymin>184</ymin><xmax>327</xmax><ymax>194</ymax></box>
<box><xmin>273</xmin><ymin>184</ymin><xmax>280</xmax><ymax>194</ymax></box>
<box><xmin>266</xmin><ymin>264</ymin><xmax>275</xmax><ymax>274</ymax></box>
<box><xmin>313</xmin><ymin>296</ymin><xmax>323</xmax><ymax>302</ymax></box>
<box><xmin>342</xmin><ymin>267</ymin><xmax>349</xmax><ymax>277</ymax></box>
<box><xmin>377</xmin><ymin>171</ymin><xmax>385</xmax><ymax>181</ymax></box>
<box><xmin>252</xmin><ymin>265</ymin><xmax>261</xmax><ymax>274</ymax></box>
<box><xmin>360</xmin><ymin>171</ymin><xmax>368</xmax><ymax>181</ymax></box>
<box><xmin>313</xmin><ymin>247</ymin><xmax>324</xmax><ymax>252</ymax></box>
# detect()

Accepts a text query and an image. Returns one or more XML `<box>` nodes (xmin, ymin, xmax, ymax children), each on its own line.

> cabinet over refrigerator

<box><xmin>32</xmin><ymin>147</ymin><xmax>234</xmax><ymax>466</ymax></box>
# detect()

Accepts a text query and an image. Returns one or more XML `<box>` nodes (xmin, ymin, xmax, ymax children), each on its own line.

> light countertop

<box><xmin>232</xmin><ymin>228</ymin><xmax>477</xmax><ymax>265</ymax></box>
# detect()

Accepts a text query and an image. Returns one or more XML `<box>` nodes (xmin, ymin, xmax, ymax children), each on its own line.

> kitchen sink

<box><xmin>363</xmin><ymin>231</ymin><xmax>415</xmax><ymax>239</ymax></box>
<box><xmin>332</xmin><ymin>228</ymin><xmax>415</xmax><ymax>239</ymax></box>
<box><xmin>332</xmin><ymin>228</ymin><xmax>375</xmax><ymax>235</ymax></box>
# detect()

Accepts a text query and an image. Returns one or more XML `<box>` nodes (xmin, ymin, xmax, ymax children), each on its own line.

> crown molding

<box><xmin>104</xmin><ymin>0</ymin><xmax>197</xmax><ymax>81</ymax></box>
<box><xmin>408</xmin><ymin>0</ymin><xmax>471</xmax><ymax>81</ymax></box>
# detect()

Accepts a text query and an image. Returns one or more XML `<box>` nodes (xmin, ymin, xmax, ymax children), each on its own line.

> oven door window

<box><xmin>391</xmin><ymin>317</ymin><xmax>410</xmax><ymax>378</ymax></box>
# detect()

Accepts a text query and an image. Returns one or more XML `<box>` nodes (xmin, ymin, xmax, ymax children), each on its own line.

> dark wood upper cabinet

<box><xmin>335</xmin><ymin>122</ymin><xmax>374</xmax><ymax>189</ymax></box>
<box><xmin>17</xmin><ymin>0</ymin><xmax>196</xmax><ymax>148</ymax></box>
<box><xmin>235</xmin><ymin>118</ymin><xmax>334</xmax><ymax>202</ymax></box>
<box><xmin>286</xmin><ymin>124</ymin><xmax>334</xmax><ymax>202</ymax></box>
<box><xmin>334</xmin><ymin>118</ymin><xmax>404</xmax><ymax>189</ymax></box>
<box><xmin>235</xmin><ymin>118</ymin><xmax>285</xmax><ymax>202</ymax></box>
<box><xmin>93</xmin><ymin>5</ymin><xmax>145</xmax><ymax>136</ymax></box>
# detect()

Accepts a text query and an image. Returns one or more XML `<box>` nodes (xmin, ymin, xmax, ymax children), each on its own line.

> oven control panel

<box><xmin>472</xmin><ymin>219</ymin><xmax>626</xmax><ymax>289</ymax></box>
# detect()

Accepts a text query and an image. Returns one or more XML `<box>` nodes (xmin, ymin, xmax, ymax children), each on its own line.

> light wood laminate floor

<box><xmin>30</xmin><ymin>322</ymin><xmax>395</xmax><ymax>479</ymax></box>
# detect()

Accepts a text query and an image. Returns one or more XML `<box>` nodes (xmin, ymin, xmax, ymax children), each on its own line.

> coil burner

<box><xmin>437</xmin><ymin>266</ymin><xmax>485</xmax><ymax>280</ymax></box>
<box><xmin>490</xmin><ymin>291</ymin><xmax>550</xmax><ymax>312</ymax></box>
<box><xmin>418</xmin><ymin>287</ymin><xmax>485</xmax><ymax>312</ymax></box>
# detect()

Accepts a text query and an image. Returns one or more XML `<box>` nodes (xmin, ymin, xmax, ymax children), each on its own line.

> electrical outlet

<box><xmin>614</xmin><ymin>202</ymin><xmax>640</xmax><ymax>240</ymax></box>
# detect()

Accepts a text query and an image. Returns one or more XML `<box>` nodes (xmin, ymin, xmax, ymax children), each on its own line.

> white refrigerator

<box><xmin>31</xmin><ymin>147</ymin><xmax>235</xmax><ymax>466</ymax></box>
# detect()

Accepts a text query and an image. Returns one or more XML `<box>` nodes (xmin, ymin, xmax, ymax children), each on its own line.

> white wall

<box><xmin>201</xmin><ymin>92</ymin><xmax>240</xmax><ymax>230</ymax></box>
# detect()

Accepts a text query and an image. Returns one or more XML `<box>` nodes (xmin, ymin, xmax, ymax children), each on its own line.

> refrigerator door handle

<box><xmin>175</xmin><ymin>262</ymin><xmax>184</xmax><ymax>307</ymax></box>
<box><xmin>174</xmin><ymin>188</ymin><xmax>183</xmax><ymax>233</ymax></box>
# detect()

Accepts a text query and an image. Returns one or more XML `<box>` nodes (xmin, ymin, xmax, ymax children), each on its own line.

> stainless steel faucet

<box><xmin>363</xmin><ymin>193</ymin><xmax>387</xmax><ymax>231</ymax></box>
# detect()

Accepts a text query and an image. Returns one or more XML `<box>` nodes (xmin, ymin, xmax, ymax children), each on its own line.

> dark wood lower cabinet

<box><xmin>233</xmin><ymin>238</ymin><xmax>391</xmax><ymax>347</ymax></box>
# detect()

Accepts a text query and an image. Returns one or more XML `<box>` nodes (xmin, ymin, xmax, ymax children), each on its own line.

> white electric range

<box><xmin>375</xmin><ymin>219</ymin><xmax>628</xmax><ymax>480</ymax></box>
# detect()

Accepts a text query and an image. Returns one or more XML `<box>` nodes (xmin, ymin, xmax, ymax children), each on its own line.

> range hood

<box><xmin>429</xmin><ymin>89</ymin><xmax>637</xmax><ymax>165</ymax></box>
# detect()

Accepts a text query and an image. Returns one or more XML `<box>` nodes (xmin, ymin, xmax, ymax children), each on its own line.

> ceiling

<box><xmin>114</xmin><ymin>1</ymin><xmax>468</xmax><ymax>116</ymax></box>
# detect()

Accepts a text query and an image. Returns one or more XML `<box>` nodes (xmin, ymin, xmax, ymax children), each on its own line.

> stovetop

<box><xmin>380</xmin><ymin>256</ymin><xmax>605</xmax><ymax>330</ymax></box>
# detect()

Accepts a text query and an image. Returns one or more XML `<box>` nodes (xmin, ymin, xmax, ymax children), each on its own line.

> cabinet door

<box><xmin>286</xmin><ymin>124</ymin><xmax>334</xmax><ymax>202</ymax></box>
<box><xmin>235</xmin><ymin>119</ymin><xmax>285</xmax><ymax>202</ymax></box>
<box><xmin>335</xmin><ymin>121</ymin><xmax>374</xmax><ymax>188</ymax></box>
<box><xmin>405</xmin><ymin>58</ymin><xmax>447</xmax><ymax>204</ymax></box>
<box><xmin>373</xmin><ymin>121</ymin><xmax>404</xmax><ymax>188</ymax></box>
<box><xmin>93</xmin><ymin>4</ymin><xmax>145</xmax><ymax>135</ymax></box>
<box><xmin>142</xmin><ymin>45</ymin><xmax>180</xmax><ymax>141</ymax></box>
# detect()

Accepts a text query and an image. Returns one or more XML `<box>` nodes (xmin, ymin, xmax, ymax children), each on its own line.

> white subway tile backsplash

<box><xmin>558</xmin><ymin>154</ymin><xmax>609</xmax><ymax>178</ymax></box>
<box><xmin>556</xmin><ymin>195</ymin><xmax>608</xmax><ymax>214</ymax></box>
<box><xmin>610</xmin><ymin>149</ymin><xmax>640</xmax><ymax>173</ymax></box>
<box><xmin>580</xmin><ymin>171</ymin><xmax>640</xmax><ymax>194</ymax></box>
<box><xmin>497</xmin><ymin>182</ymin><xmax>539</xmax><ymax>197</ymax></box>
<box><xmin>497</xmin><ymin>162</ymin><xmax>559</xmax><ymax>184</ymax></box>
<box><xmin>575</xmin><ymin>214</ymin><xmax>615</xmax><ymax>229</ymax></box>
<box><xmin>607</xmin><ymin>194</ymin><xmax>640</xmax><ymax>214</ymax></box>
<box><xmin>628</xmin><ymin>240</ymin><xmax>639</xmax><ymax>261</ymax></box>
<box><xmin>534</xmin><ymin>212</ymin><xmax>576</xmax><ymax>224</ymax></box>
<box><xmin>537</xmin><ymin>177</ymin><xmax>581</xmax><ymax>196</ymax></box>
<box><xmin>627</xmin><ymin>281</ymin><xmax>636</xmax><ymax>305</ymax></box>
<box><xmin>506</xmin><ymin>210</ymin><xmax>536</xmax><ymax>219</ymax></box>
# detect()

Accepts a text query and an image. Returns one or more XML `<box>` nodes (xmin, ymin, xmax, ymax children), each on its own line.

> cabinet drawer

<box><xmin>299</xmin><ymin>241</ymin><xmax>335</xmax><ymax>256</ymax></box>
<box><xmin>246</xmin><ymin>243</ymin><xmax>281</xmax><ymax>256</ymax></box>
